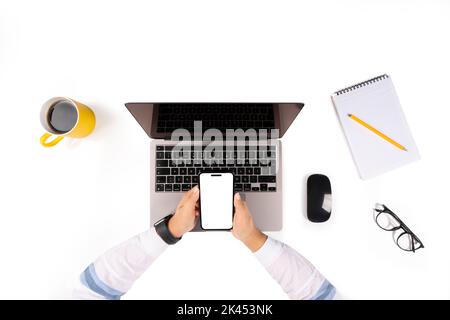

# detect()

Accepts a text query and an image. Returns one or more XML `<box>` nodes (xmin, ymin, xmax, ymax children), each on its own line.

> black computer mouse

<box><xmin>307</xmin><ymin>174</ymin><xmax>332</xmax><ymax>223</ymax></box>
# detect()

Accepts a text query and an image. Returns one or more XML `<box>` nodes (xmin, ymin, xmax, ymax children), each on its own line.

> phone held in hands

<box><xmin>199</xmin><ymin>172</ymin><xmax>234</xmax><ymax>230</ymax></box>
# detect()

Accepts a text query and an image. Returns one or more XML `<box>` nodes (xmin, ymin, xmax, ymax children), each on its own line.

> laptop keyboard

<box><xmin>156</xmin><ymin>103</ymin><xmax>275</xmax><ymax>133</ymax></box>
<box><xmin>155</xmin><ymin>145</ymin><xmax>277</xmax><ymax>192</ymax></box>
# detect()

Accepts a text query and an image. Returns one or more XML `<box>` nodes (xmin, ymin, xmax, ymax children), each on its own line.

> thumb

<box><xmin>234</xmin><ymin>193</ymin><xmax>246</xmax><ymax>211</ymax></box>
<box><xmin>186</xmin><ymin>186</ymin><xmax>199</xmax><ymax>206</ymax></box>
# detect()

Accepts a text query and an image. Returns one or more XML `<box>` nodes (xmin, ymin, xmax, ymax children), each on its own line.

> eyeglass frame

<box><xmin>373</xmin><ymin>204</ymin><xmax>424</xmax><ymax>252</ymax></box>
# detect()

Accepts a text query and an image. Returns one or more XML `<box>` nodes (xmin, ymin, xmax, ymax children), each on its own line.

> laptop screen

<box><xmin>125</xmin><ymin>103</ymin><xmax>304</xmax><ymax>139</ymax></box>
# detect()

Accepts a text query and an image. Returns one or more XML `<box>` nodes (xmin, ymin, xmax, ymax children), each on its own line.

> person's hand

<box><xmin>168</xmin><ymin>186</ymin><xmax>200</xmax><ymax>238</ymax></box>
<box><xmin>232</xmin><ymin>193</ymin><xmax>267</xmax><ymax>252</ymax></box>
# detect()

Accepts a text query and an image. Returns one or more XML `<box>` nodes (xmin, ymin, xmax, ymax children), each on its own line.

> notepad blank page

<box><xmin>332</xmin><ymin>77</ymin><xmax>420</xmax><ymax>179</ymax></box>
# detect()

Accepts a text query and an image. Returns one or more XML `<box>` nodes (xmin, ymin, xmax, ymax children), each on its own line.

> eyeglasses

<box><xmin>373</xmin><ymin>204</ymin><xmax>424</xmax><ymax>252</ymax></box>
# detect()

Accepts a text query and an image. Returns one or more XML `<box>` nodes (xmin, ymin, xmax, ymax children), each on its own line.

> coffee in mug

<box><xmin>40</xmin><ymin>97</ymin><xmax>96</xmax><ymax>147</ymax></box>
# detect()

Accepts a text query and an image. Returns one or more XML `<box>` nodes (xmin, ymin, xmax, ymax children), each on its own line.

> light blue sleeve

<box><xmin>254</xmin><ymin>237</ymin><xmax>336</xmax><ymax>300</ymax></box>
<box><xmin>73</xmin><ymin>228</ymin><xmax>168</xmax><ymax>300</ymax></box>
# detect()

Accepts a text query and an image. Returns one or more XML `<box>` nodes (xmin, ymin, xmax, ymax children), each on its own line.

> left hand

<box><xmin>232</xmin><ymin>193</ymin><xmax>267</xmax><ymax>252</ymax></box>
<box><xmin>168</xmin><ymin>186</ymin><xmax>200</xmax><ymax>238</ymax></box>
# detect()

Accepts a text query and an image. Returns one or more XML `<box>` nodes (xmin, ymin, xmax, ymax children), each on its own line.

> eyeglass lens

<box><xmin>375</xmin><ymin>210</ymin><xmax>401</xmax><ymax>231</ymax></box>
<box><xmin>373</xmin><ymin>204</ymin><xmax>423</xmax><ymax>252</ymax></box>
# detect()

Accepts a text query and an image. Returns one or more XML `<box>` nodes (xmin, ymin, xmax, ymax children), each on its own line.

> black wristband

<box><xmin>154</xmin><ymin>214</ymin><xmax>182</xmax><ymax>245</ymax></box>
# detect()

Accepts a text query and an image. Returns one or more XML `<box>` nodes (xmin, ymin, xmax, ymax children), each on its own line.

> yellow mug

<box><xmin>40</xmin><ymin>97</ymin><xmax>96</xmax><ymax>147</ymax></box>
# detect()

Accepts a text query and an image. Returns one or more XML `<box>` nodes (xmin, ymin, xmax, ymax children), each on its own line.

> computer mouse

<box><xmin>307</xmin><ymin>174</ymin><xmax>332</xmax><ymax>223</ymax></box>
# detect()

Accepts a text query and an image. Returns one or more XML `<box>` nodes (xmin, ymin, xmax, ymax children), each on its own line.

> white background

<box><xmin>0</xmin><ymin>0</ymin><xmax>449</xmax><ymax>299</ymax></box>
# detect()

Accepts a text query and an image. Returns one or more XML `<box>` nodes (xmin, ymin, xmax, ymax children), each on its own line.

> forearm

<box><xmin>254</xmin><ymin>237</ymin><xmax>336</xmax><ymax>300</ymax></box>
<box><xmin>73</xmin><ymin>227</ymin><xmax>168</xmax><ymax>300</ymax></box>
<box><xmin>241</xmin><ymin>229</ymin><xmax>268</xmax><ymax>252</ymax></box>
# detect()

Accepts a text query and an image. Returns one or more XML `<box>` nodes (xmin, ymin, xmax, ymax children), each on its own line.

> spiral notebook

<box><xmin>331</xmin><ymin>74</ymin><xmax>420</xmax><ymax>180</ymax></box>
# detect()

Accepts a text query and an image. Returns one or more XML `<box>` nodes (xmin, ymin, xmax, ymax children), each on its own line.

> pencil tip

<box><xmin>347</xmin><ymin>113</ymin><xmax>352</xmax><ymax>117</ymax></box>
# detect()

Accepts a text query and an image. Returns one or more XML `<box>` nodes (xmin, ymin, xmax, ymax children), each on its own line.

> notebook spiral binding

<box><xmin>334</xmin><ymin>74</ymin><xmax>389</xmax><ymax>96</ymax></box>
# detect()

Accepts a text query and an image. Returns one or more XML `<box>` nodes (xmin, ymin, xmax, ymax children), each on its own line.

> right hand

<box><xmin>232</xmin><ymin>193</ymin><xmax>267</xmax><ymax>252</ymax></box>
<box><xmin>168</xmin><ymin>186</ymin><xmax>200</xmax><ymax>238</ymax></box>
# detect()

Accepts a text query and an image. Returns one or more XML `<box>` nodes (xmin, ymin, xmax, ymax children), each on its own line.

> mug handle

<box><xmin>40</xmin><ymin>132</ymin><xmax>64</xmax><ymax>147</ymax></box>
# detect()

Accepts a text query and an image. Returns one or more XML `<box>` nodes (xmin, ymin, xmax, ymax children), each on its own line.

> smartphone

<box><xmin>199</xmin><ymin>172</ymin><xmax>234</xmax><ymax>230</ymax></box>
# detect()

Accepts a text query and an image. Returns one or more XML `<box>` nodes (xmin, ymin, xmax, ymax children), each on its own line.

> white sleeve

<box><xmin>73</xmin><ymin>227</ymin><xmax>168</xmax><ymax>300</ymax></box>
<box><xmin>254</xmin><ymin>237</ymin><xmax>336</xmax><ymax>300</ymax></box>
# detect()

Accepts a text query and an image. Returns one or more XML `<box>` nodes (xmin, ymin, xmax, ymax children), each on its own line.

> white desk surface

<box><xmin>1</xmin><ymin>0</ymin><xmax>449</xmax><ymax>299</ymax></box>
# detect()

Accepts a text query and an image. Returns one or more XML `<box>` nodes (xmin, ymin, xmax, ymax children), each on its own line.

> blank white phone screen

<box><xmin>200</xmin><ymin>173</ymin><xmax>233</xmax><ymax>230</ymax></box>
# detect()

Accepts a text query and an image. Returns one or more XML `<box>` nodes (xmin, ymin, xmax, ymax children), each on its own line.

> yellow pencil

<box><xmin>348</xmin><ymin>114</ymin><xmax>407</xmax><ymax>151</ymax></box>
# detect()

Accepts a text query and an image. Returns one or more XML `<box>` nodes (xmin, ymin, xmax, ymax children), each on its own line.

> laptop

<box><xmin>125</xmin><ymin>103</ymin><xmax>304</xmax><ymax>231</ymax></box>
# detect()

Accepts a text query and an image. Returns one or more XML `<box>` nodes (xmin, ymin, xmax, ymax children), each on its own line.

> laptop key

<box><xmin>165</xmin><ymin>152</ymin><xmax>171</xmax><ymax>159</ymax></box>
<box><xmin>192</xmin><ymin>176</ymin><xmax>199</xmax><ymax>183</ymax></box>
<box><xmin>156</xmin><ymin>168</ymin><xmax>170</xmax><ymax>175</ymax></box>
<box><xmin>165</xmin><ymin>184</ymin><xmax>173</xmax><ymax>191</ymax></box>
<box><xmin>156</xmin><ymin>160</ymin><xmax>168</xmax><ymax>167</ymax></box>
<box><xmin>237</xmin><ymin>168</ymin><xmax>245</xmax><ymax>175</ymax></box>
<box><xmin>184</xmin><ymin>176</ymin><xmax>191</xmax><ymax>183</ymax></box>
<box><xmin>251</xmin><ymin>187</ymin><xmax>260</xmax><ymax>191</ymax></box>
<box><xmin>173</xmin><ymin>184</ymin><xmax>181</xmax><ymax>192</ymax></box>
<box><xmin>171</xmin><ymin>168</ymin><xmax>178</xmax><ymax>175</ymax></box>
<box><xmin>176</xmin><ymin>176</ymin><xmax>183</xmax><ymax>183</ymax></box>
<box><xmin>242</xmin><ymin>176</ymin><xmax>249</xmax><ymax>183</ymax></box>
<box><xmin>244</xmin><ymin>184</ymin><xmax>251</xmax><ymax>191</ymax></box>
<box><xmin>250</xmin><ymin>176</ymin><xmax>257</xmax><ymax>183</ymax></box>
<box><xmin>254</xmin><ymin>167</ymin><xmax>261</xmax><ymax>175</ymax></box>
<box><xmin>194</xmin><ymin>152</ymin><xmax>203</xmax><ymax>160</ymax></box>
<box><xmin>156</xmin><ymin>152</ymin><xmax>164</xmax><ymax>159</ymax></box>
<box><xmin>246</xmin><ymin>168</ymin><xmax>253</xmax><ymax>175</ymax></box>
<box><xmin>156</xmin><ymin>184</ymin><xmax>164</xmax><ymax>191</ymax></box>
<box><xmin>188</xmin><ymin>168</ymin><xmax>195</xmax><ymax>175</ymax></box>
<box><xmin>226</xmin><ymin>160</ymin><xmax>235</xmax><ymax>166</ymax></box>
<box><xmin>234</xmin><ymin>176</ymin><xmax>241</xmax><ymax>183</ymax></box>
<box><xmin>234</xmin><ymin>184</ymin><xmax>243</xmax><ymax>192</ymax></box>
<box><xmin>182</xmin><ymin>184</ymin><xmax>191</xmax><ymax>191</ymax></box>
<box><xmin>167</xmin><ymin>176</ymin><xmax>175</xmax><ymax>183</ymax></box>
<box><xmin>260</xmin><ymin>183</ymin><xmax>268</xmax><ymax>191</ymax></box>
<box><xmin>268</xmin><ymin>187</ymin><xmax>276</xmax><ymax>191</ymax></box>
<box><xmin>156</xmin><ymin>146</ymin><xmax>164</xmax><ymax>151</ymax></box>
<box><xmin>156</xmin><ymin>176</ymin><xmax>166</xmax><ymax>183</ymax></box>
<box><xmin>258</xmin><ymin>175</ymin><xmax>276</xmax><ymax>183</ymax></box>
<box><xmin>196</xmin><ymin>168</ymin><xmax>203</xmax><ymax>175</ymax></box>
<box><xmin>180</xmin><ymin>168</ymin><xmax>187</xmax><ymax>175</ymax></box>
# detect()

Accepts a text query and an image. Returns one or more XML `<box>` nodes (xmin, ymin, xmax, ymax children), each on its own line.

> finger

<box><xmin>188</xmin><ymin>185</ymin><xmax>200</xmax><ymax>202</ymax></box>
<box><xmin>180</xmin><ymin>185</ymin><xmax>198</xmax><ymax>205</ymax></box>
<box><xmin>193</xmin><ymin>215</ymin><xmax>199</xmax><ymax>227</ymax></box>
<box><xmin>234</xmin><ymin>192</ymin><xmax>246</xmax><ymax>210</ymax></box>
<box><xmin>183</xmin><ymin>186</ymin><xmax>199</xmax><ymax>210</ymax></box>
